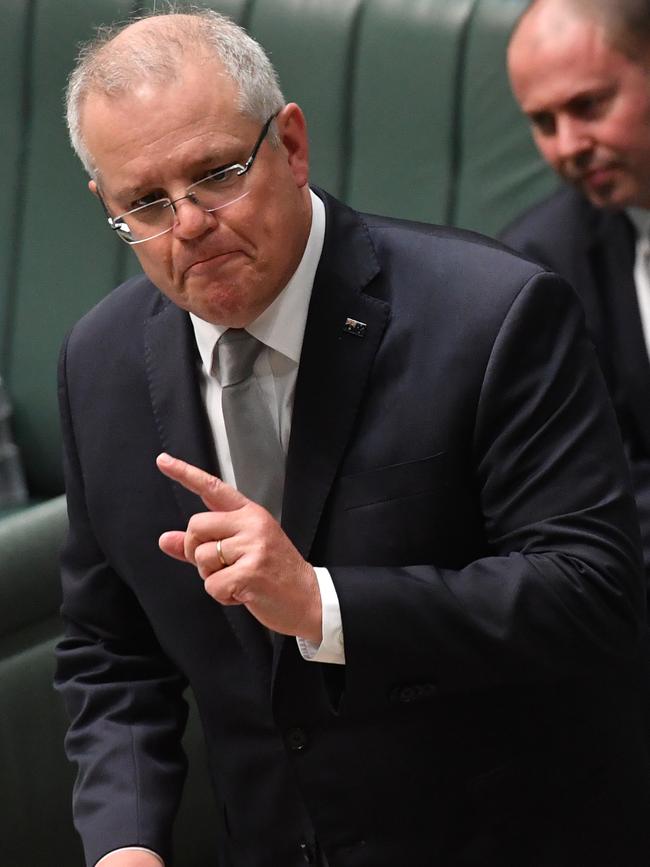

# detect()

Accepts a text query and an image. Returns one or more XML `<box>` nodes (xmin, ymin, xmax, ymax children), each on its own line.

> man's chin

<box><xmin>580</xmin><ymin>179</ymin><xmax>626</xmax><ymax>210</ymax></box>
<box><xmin>575</xmin><ymin>169</ymin><xmax>643</xmax><ymax>211</ymax></box>
<box><xmin>199</xmin><ymin>301</ymin><xmax>249</xmax><ymax>328</ymax></box>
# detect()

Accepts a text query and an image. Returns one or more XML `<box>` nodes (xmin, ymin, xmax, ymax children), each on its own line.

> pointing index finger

<box><xmin>156</xmin><ymin>452</ymin><xmax>247</xmax><ymax>512</ymax></box>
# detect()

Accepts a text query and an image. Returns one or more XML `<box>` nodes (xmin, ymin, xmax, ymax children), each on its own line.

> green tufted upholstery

<box><xmin>248</xmin><ymin>0</ymin><xmax>365</xmax><ymax>196</ymax></box>
<box><xmin>348</xmin><ymin>0</ymin><xmax>476</xmax><ymax>223</ymax></box>
<box><xmin>0</xmin><ymin>1</ymin><xmax>557</xmax><ymax>864</ymax></box>
<box><xmin>5</xmin><ymin>0</ymin><xmax>136</xmax><ymax>499</ymax></box>
<box><xmin>0</xmin><ymin>0</ymin><xmax>31</xmax><ymax>369</ymax></box>
<box><xmin>0</xmin><ymin>497</ymin><xmax>83</xmax><ymax>864</ymax></box>
<box><xmin>453</xmin><ymin>0</ymin><xmax>557</xmax><ymax>232</ymax></box>
<box><xmin>0</xmin><ymin>493</ymin><xmax>220</xmax><ymax>866</ymax></box>
<box><xmin>0</xmin><ymin>0</ymin><xmax>555</xmax><ymax>507</ymax></box>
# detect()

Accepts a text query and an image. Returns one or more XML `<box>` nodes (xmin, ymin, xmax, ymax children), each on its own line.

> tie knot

<box><xmin>216</xmin><ymin>329</ymin><xmax>263</xmax><ymax>387</ymax></box>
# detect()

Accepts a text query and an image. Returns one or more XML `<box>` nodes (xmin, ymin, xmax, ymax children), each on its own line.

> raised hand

<box><xmin>156</xmin><ymin>453</ymin><xmax>322</xmax><ymax>642</ymax></box>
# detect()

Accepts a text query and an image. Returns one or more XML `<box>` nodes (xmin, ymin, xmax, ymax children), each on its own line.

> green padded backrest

<box><xmin>0</xmin><ymin>496</ymin><xmax>68</xmax><ymax>639</ymax></box>
<box><xmin>4</xmin><ymin>0</ymin><xmax>558</xmax><ymax>500</ymax></box>
<box><xmin>0</xmin><ymin>637</ymin><xmax>84</xmax><ymax>867</ymax></box>
<box><xmin>6</xmin><ymin>0</ymin><xmax>137</xmax><ymax>497</ymax></box>
<box><xmin>247</xmin><ymin>0</ymin><xmax>365</xmax><ymax>198</ymax></box>
<box><xmin>453</xmin><ymin>0</ymin><xmax>557</xmax><ymax>234</ymax></box>
<box><xmin>0</xmin><ymin>497</ymin><xmax>81</xmax><ymax>865</ymax></box>
<box><xmin>140</xmin><ymin>0</ymin><xmax>252</xmax><ymax>19</ymax></box>
<box><xmin>5</xmin><ymin>0</ymin><xmax>271</xmax><ymax>497</ymax></box>
<box><xmin>0</xmin><ymin>0</ymin><xmax>32</xmax><ymax>372</ymax></box>
<box><xmin>347</xmin><ymin>0</ymin><xmax>475</xmax><ymax>224</ymax></box>
<box><xmin>0</xmin><ymin>495</ymin><xmax>218</xmax><ymax>866</ymax></box>
<box><xmin>0</xmin><ymin>637</ymin><xmax>219</xmax><ymax>867</ymax></box>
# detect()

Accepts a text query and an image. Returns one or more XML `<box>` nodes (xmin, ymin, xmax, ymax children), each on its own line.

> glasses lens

<box><xmin>187</xmin><ymin>166</ymin><xmax>247</xmax><ymax>213</ymax></box>
<box><xmin>113</xmin><ymin>200</ymin><xmax>173</xmax><ymax>244</ymax></box>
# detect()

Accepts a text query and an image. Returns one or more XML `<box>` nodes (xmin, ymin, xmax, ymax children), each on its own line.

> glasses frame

<box><xmin>99</xmin><ymin>112</ymin><xmax>279</xmax><ymax>245</ymax></box>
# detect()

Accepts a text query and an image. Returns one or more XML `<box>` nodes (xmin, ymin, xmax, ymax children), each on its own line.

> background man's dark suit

<box><xmin>57</xmin><ymin>190</ymin><xmax>650</xmax><ymax>867</ymax></box>
<box><xmin>502</xmin><ymin>186</ymin><xmax>650</xmax><ymax>593</ymax></box>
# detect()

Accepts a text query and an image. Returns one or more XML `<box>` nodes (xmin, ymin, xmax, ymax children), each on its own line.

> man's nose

<box><xmin>171</xmin><ymin>195</ymin><xmax>215</xmax><ymax>240</ymax></box>
<box><xmin>554</xmin><ymin>115</ymin><xmax>591</xmax><ymax>163</ymax></box>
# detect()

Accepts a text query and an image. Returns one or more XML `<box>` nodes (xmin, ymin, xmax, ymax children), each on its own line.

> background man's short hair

<box><xmin>513</xmin><ymin>0</ymin><xmax>650</xmax><ymax>61</ymax></box>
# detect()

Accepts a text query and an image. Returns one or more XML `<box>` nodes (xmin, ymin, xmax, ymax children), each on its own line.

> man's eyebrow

<box><xmin>567</xmin><ymin>84</ymin><xmax>615</xmax><ymax>106</ymax></box>
<box><xmin>104</xmin><ymin>174</ymin><xmax>161</xmax><ymax>204</ymax></box>
<box><xmin>195</xmin><ymin>147</ymin><xmax>244</xmax><ymax>171</ymax></box>
<box><xmin>109</xmin><ymin>151</ymin><xmax>242</xmax><ymax>203</ymax></box>
<box><xmin>111</xmin><ymin>183</ymin><xmax>149</xmax><ymax>203</ymax></box>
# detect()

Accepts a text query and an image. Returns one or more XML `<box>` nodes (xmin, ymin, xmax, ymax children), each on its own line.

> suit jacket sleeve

<box><xmin>330</xmin><ymin>271</ymin><xmax>645</xmax><ymax>714</ymax></box>
<box><xmin>55</xmin><ymin>332</ymin><xmax>189</xmax><ymax>867</ymax></box>
<box><xmin>502</xmin><ymin>194</ymin><xmax>650</xmax><ymax>605</ymax></box>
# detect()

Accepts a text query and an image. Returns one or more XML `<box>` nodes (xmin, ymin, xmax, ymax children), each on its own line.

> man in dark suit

<box><xmin>56</xmin><ymin>9</ymin><xmax>650</xmax><ymax>867</ymax></box>
<box><xmin>502</xmin><ymin>0</ymin><xmax>650</xmax><ymax>589</ymax></box>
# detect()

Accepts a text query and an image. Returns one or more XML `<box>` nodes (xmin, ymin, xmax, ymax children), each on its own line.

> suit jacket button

<box><xmin>299</xmin><ymin>841</ymin><xmax>315</xmax><ymax>863</ymax></box>
<box><xmin>287</xmin><ymin>727</ymin><xmax>308</xmax><ymax>751</ymax></box>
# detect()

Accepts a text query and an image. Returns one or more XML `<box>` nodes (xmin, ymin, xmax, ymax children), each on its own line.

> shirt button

<box><xmin>287</xmin><ymin>726</ymin><xmax>308</xmax><ymax>751</ymax></box>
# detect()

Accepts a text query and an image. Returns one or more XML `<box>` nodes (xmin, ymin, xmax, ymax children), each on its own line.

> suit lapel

<box><xmin>589</xmin><ymin>210</ymin><xmax>650</xmax><ymax>453</ymax></box>
<box><xmin>144</xmin><ymin>298</ymin><xmax>273</xmax><ymax>676</ymax></box>
<box><xmin>144</xmin><ymin>194</ymin><xmax>392</xmax><ymax>675</ymax></box>
<box><xmin>273</xmin><ymin>191</ymin><xmax>391</xmax><ymax>679</ymax></box>
<box><xmin>144</xmin><ymin>299</ymin><xmax>217</xmax><ymax>511</ymax></box>
<box><xmin>282</xmin><ymin>192</ymin><xmax>391</xmax><ymax>557</ymax></box>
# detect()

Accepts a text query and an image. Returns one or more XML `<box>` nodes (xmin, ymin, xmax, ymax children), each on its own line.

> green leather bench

<box><xmin>0</xmin><ymin>1</ymin><xmax>556</xmax><ymax>864</ymax></box>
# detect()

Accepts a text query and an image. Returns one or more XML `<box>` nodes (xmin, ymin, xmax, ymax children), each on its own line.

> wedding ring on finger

<box><xmin>216</xmin><ymin>538</ymin><xmax>228</xmax><ymax>568</ymax></box>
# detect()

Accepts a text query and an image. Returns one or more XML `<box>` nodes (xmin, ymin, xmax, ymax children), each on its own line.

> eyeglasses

<box><xmin>101</xmin><ymin>113</ymin><xmax>277</xmax><ymax>245</ymax></box>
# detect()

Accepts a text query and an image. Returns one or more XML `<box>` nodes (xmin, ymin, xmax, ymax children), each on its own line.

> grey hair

<box><xmin>66</xmin><ymin>6</ymin><xmax>286</xmax><ymax>177</ymax></box>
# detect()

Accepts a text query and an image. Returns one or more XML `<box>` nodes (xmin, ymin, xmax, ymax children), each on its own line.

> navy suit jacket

<box><xmin>57</xmin><ymin>190</ymin><xmax>650</xmax><ymax>867</ymax></box>
<box><xmin>502</xmin><ymin>186</ymin><xmax>650</xmax><ymax>592</ymax></box>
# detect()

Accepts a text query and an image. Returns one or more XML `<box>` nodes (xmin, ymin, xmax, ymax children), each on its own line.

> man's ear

<box><xmin>88</xmin><ymin>179</ymin><xmax>99</xmax><ymax>198</ymax></box>
<box><xmin>277</xmin><ymin>103</ymin><xmax>309</xmax><ymax>188</ymax></box>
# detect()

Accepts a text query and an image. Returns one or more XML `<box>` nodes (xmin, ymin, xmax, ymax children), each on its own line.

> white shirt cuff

<box><xmin>95</xmin><ymin>848</ymin><xmax>164</xmax><ymax>866</ymax></box>
<box><xmin>296</xmin><ymin>567</ymin><xmax>345</xmax><ymax>664</ymax></box>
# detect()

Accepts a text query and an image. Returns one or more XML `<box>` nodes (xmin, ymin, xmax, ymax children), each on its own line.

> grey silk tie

<box><xmin>217</xmin><ymin>329</ymin><xmax>285</xmax><ymax>520</ymax></box>
<box><xmin>218</xmin><ymin>330</ymin><xmax>328</xmax><ymax>863</ymax></box>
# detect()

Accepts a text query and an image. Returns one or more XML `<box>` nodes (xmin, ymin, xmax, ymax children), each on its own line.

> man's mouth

<box><xmin>584</xmin><ymin>166</ymin><xmax>615</xmax><ymax>184</ymax></box>
<box><xmin>569</xmin><ymin>162</ymin><xmax>618</xmax><ymax>189</ymax></box>
<box><xmin>184</xmin><ymin>250</ymin><xmax>240</xmax><ymax>276</ymax></box>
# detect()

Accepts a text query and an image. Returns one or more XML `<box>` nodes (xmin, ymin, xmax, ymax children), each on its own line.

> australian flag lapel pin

<box><xmin>343</xmin><ymin>317</ymin><xmax>367</xmax><ymax>338</ymax></box>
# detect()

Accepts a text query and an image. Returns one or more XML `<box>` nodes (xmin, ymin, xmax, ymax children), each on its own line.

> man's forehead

<box><xmin>99</xmin><ymin>129</ymin><xmax>253</xmax><ymax>199</ymax></box>
<box><xmin>510</xmin><ymin>11</ymin><xmax>626</xmax><ymax>97</ymax></box>
<box><xmin>82</xmin><ymin>71</ymin><xmax>253</xmax><ymax>190</ymax></box>
<box><xmin>88</xmin><ymin>54</ymin><xmax>236</xmax><ymax>106</ymax></box>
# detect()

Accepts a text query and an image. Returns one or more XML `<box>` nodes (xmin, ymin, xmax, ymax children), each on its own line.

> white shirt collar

<box><xmin>190</xmin><ymin>189</ymin><xmax>325</xmax><ymax>373</ymax></box>
<box><xmin>627</xmin><ymin>206</ymin><xmax>650</xmax><ymax>240</ymax></box>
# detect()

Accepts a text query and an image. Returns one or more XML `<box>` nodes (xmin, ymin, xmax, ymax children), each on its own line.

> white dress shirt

<box><xmin>627</xmin><ymin>207</ymin><xmax>650</xmax><ymax>359</ymax></box>
<box><xmin>189</xmin><ymin>190</ymin><xmax>344</xmax><ymax>665</ymax></box>
<box><xmin>100</xmin><ymin>191</ymin><xmax>343</xmax><ymax>867</ymax></box>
